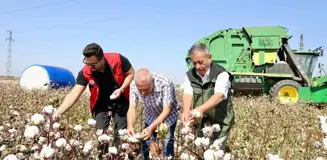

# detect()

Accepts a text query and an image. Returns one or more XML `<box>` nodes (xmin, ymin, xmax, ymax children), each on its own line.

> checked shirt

<box><xmin>130</xmin><ymin>72</ymin><xmax>181</xmax><ymax>126</ymax></box>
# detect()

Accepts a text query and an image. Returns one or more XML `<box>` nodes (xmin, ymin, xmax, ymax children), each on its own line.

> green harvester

<box><xmin>185</xmin><ymin>26</ymin><xmax>327</xmax><ymax>105</ymax></box>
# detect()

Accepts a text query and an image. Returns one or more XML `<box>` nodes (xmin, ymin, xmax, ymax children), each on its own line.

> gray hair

<box><xmin>188</xmin><ymin>42</ymin><xmax>210</xmax><ymax>56</ymax></box>
<box><xmin>134</xmin><ymin>69</ymin><xmax>153</xmax><ymax>84</ymax></box>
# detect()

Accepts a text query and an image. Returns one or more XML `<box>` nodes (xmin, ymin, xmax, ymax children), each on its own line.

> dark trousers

<box><xmin>93</xmin><ymin>102</ymin><xmax>128</xmax><ymax>155</ymax></box>
<box><xmin>141</xmin><ymin>122</ymin><xmax>176</xmax><ymax>160</ymax></box>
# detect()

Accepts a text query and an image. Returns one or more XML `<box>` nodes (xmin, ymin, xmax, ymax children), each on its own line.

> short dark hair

<box><xmin>83</xmin><ymin>43</ymin><xmax>104</xmax><ymax>59</ymax></box>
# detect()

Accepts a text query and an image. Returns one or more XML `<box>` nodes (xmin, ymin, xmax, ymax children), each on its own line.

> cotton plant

<box><xmin>318</xmin><ymin>115</ymin><xmax>327</xmax><ymax>150</ymax></box>
<box><xmin>141</xmin><ymin>122</ymin><xmax>173</xmax><ymax>159</ymax></box>
<box><xmin>0</xmin><ymin>104</ymin><xmax>145</xmax><ymax>159</ymax></box>
<box><xmin>310</xmin><ymin>115</ymin><xmax>327</xmax><ymax>160</ymax></box>
<box><xmin>177</xmin><ymin>110</ymin><xmax>232</xmax><ymax>160</ymax></box>
<box><xmin>260</xmin><ymin>110</ymin><xmax>327</xmax><ymax>160</ymax></box>
<box><xmin>263</xmin><ymin>115</ymin><xmax>327</xmax><ymax>160</ymax></box>
<box><xmin>266</xmin><ymin>153</ymin><xmax>284</xmax><ymax>160</ymax></box>
<box><xmin>2</xmin><ymin>103</ymin><xmax>296</xmax><ymax>159</ymax></box>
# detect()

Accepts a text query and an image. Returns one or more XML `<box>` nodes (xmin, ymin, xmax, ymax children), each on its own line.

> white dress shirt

<box><xmin>182</xmin><ymin>68</ymin><xmax>231</xmax><ymax>100</ymax></box>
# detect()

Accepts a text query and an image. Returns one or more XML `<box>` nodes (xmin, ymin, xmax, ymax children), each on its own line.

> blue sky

<box><xmin>0</xmin><ymin>0</ymin><xmax>326</xmax><ymax>84</ymax></box>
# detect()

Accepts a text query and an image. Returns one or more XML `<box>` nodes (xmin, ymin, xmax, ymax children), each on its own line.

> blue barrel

<box><xmin>19</xmin><ymin>64</ymin><xmax>76</xmax><ymax>90</ymax></box>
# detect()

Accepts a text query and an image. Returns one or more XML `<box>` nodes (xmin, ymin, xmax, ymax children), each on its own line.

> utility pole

<box><xmin>5</xmin><ymin>30</ymin><xmax>14</xmax><ymax>77</ymax></box>
<box><xmin>299</xmin><ymin>34</ymin><xmax>304</xmax><ymax>51</ymax></box>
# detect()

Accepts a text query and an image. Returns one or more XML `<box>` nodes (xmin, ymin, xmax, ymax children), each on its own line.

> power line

<box><xmin>15</xmin><ymin>17</ymin><xmax>127</xmax><ymax>34</ymax></box>
<box><xmin>5</xmin><ymin>30</ymin><xmax>15</xmax><ymax>76</ymax></box>
<box><xmin>0</xmin><ymin>0</ymin><xmax>78</xmax><ymax>16</ymax></box>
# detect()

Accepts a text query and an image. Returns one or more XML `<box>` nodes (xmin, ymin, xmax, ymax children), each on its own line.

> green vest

<box><xmin>186</xmin><ymin>63</ymin><xmax>235</xmax><ymax>140</ymax></box>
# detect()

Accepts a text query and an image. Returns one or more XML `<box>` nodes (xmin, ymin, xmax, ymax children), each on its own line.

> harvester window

<box><xmin>295</xmin><ymin>54</ymin><xmax>318</xmax><ymax>78</ymax></box>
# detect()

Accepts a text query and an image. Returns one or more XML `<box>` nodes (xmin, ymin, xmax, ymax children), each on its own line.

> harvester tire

<box><xmin>269</xmin><ymin>79</ymin><xmax>302</xmax><ymax>105</ymax></box>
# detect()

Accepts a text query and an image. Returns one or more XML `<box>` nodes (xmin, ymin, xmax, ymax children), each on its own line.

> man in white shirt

<box><xmin>181</xmin><ymin>42</ymin><xmax>235</xmax><ymax>151</ymax></box>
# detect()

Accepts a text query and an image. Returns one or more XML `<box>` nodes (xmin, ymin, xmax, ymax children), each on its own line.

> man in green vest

<box><xmin>181</xmin><ymin>42</ymin><xmax>235</xmax><ymax>151</ymax></box>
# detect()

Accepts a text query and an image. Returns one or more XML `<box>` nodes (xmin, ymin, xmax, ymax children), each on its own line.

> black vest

<box><xmin>186</xmin><ymin>62</ymin><xmax>234</xmax><ymax>124</ymax></box>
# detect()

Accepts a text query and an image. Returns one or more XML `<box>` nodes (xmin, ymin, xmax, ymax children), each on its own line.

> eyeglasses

<box><xmin>83</xmin><ymin>58</ymin><xmax>101</xmax><ymax>67</ymax></box>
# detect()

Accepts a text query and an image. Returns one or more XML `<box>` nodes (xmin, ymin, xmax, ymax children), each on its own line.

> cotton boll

<box><xmin>215</xmin><ymin>149</ymin><xmax>225</xmax><ymax>158</ymax></box>
<box><xmin>203</xmin><ymin>149</ymin><xmax>216</xmax><ymax>160</ymax></box>
<box><xmin>181</xmin><ymin>126</ymin><xmax>192</xmax><ymax>135</ymax></box>
<box><xmin>16</xmin><ymin>152</ymin><xmax>25</xmax><ymax>159</ymax></box>
<box><xmin>108</xmin><ymin>146</ymin><xmax>117</xmax><ymax>154</ymax></box>
<box><xmin>191</xmin><ymin>110</ymin><xmax>201</xmax><ymax>118</ymax></box>
<box><xmin>8</xmin><ymin>128</ymin><xmax>17</xmax><ymax>134</ymax></box>
<box><xmin>42</xmin><ymin>105</ymin><xmax>54</xmax><ymax>115</ymax></box>
<box><xmin>33</xmin><ymin>152</ymin><xmax>40</xmax><ymax>159</ymax></box>
<box><xmin>40</xmin><ymin>145</ymin><xmax>55</xmax><ymax>159</ymax></box>
<box><xmin>3</xmin><ymin>154</ymin><xmax>18</xmax><ymax>160</ymax></box>
<box><xmin>55</xmin><ymin>138</ymin><xmax>67</xmax><ymax>148</ymax></box>
<box><xmin>65</xmin><ymin>145</ymin><xmax>72</xmax><ymax>151</ymax></box>
<box><xmin>0</xmin><ymin>126</ymin><xmax>4</xmax><ymax>132</ymax></box>
<box><xmin>11</xmin><ymin>110</ymin><xmax>19</xmax><ymax>116</ymax></box>
<box><xmin>211</xmin><ymin>124</ymin><xmax>221</xmax><ymax>132</ymax></box>
<box><xmin>31</xmin><ymin>145</ymin><xmax>39</xmax><ymax>151</ymax></box>
<box><xmin>223</xmin><ymin>153</ymin><xmax>232</xmax><ymax>160</ymax></box>
<box><xmin>54</xmin><ymin>132</ymin><xmax>61</xmax><ymax>139</ymax></box>
<box><xmin>313</xmin><ymin>141</ymin><xmax>321</xmax><ymax>148</ymax></box>
<box><xmin>70</xmin><ymin>139</ymin><xmax>80</xmax><ymax>147</ymax></box>
<box><xmin>267</xmin><ymin>153</ymin><xmax>284</xmax><ymax>160</ymax></box>
<box><xmin>110</xmin><ymin>94</ymin><xmax>117</xmax><ymax>100</ymax></box>
<box><xmin>30</xmin><ymin>113</ymin><xmax>45</xmax><ymax>125</ymax></box>
<box><xmin>202</xmin><ymin>126</ymin><xmax>213</xmax><ymax>138</ymax></box>
<box><xmin>157</xmin><ymin>123</ymin><xmax>169</xmax><ymax>138</ymax></box>
<box><xmin>74</xmin><ymin>125</ymin><xmax>82</xmax><ymax>132</ymax></box>
<box><xmin>24</xmin><ymin>125</ymin><xmax>40</xmax><ymax>139</ymax></box>
<box><xmin>323</xmin><ymin>137</ymin><xmax>327</xmax><ymax>149</ymax></box>
<box><xmin>211</xmin><ymin>136</ymin><xmax>227</xmax><ymax>149</ymax></box>
<box><xmin>83</xmin><ymin>141</ymin><xmax>95</xmax><ymax>155</ymax></box>
<box><xmin>0</xmin><ymin>145</ymin><xmax>6</xmax><ymax>151</ymax></box>
<box><xmin>87</xmin><ymin>119</ymin><xmax>96</xmax><ymax>127</ymax></box>
<box><xmin>96</xmin><ymin>129</ymin><xmax>103</xmax><ymax>136</ymax></box>
<box><xmin>121</xmin><ymin>143</ymin><xmax>129</xmax><ymax>150</ymax></box>
<box><xmin>318</xmin><ymin>116</ymin><xmax>327</xmax><ymax>125</ymax></box>
<box><xmin>127</xmin><ymin>136</ymin><xmax>139</xmax><ymax>143</ymax></box>
<box><xmin>38</xmin><ymin>137</ymin><xmax>47</xmax><ymax>145</ymax></box>
<box><xmin>181</xmin><ymin>153</ymin><xmax>196</xmax><ymax>160</ymax></box>
<box><xmin>52</xmin><ymin>122</ymin><xmax>60</xmax><ymax>131</ymax></box>
<box><xmin>98</xmin><ymin>134</ymin><xmax>112</xmax><ymax>143</ymax></box>
<box><xmin>194</xmin><ymin>138</ymin><xmax>202</xmax><ymax>147</ymax></box>
<box><xmin>202</xmin><ymin>137</ymin><xmax>210</xmax><ymax>147</ymax></box>
<box><xmin>185</xmin><ymin>133</ymin><xmax>195</xmax><ymax>143</ymax></box>
<box><xmin>16</xmin><ymin>145</ymin><xmax>27</xmax><ymax>152</ymax></box>
<box><xmin>118</xmin><ymin>129</ymin><xmax>127</xmax><ymax>136</ymax></box>
<box><xmin>4</xmin><ymin>123</ymin><xmax>11</xmax><ymax>128</ymax></box>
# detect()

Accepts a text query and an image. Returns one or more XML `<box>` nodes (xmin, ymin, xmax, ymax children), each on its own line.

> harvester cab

<box><xmin>185</xmin><ymin>26</ymin><xmax>327</xmax><ymax>105</ymax></box>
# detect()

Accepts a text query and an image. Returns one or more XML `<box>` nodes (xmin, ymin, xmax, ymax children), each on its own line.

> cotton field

<box><xmin>1</xmin><ymin>81</ymin><xmax>327</xmax><ymax>160</ymax></box>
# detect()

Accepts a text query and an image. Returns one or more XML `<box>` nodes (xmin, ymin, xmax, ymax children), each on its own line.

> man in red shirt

<box><xmin>52</xmin><ymin>43</ymin><xmax>135</xmax><ymax>154</ymax></box>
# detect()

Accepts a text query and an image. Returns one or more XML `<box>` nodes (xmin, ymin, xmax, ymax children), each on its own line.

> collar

<box><xmin>196</xmin><ymin>68</ymin><xmax>210</xmax><ymax>78</ymax></box>
<box><xmin>152</xmin><ymin>75</ymin><xmax>161</xmax><ymax>92</ymax></box>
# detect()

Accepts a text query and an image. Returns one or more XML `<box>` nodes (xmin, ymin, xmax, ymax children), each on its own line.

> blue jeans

<box><xmin>142</xmin><ymin>122</ymin><xmax>176</xmax><ymax>160</ymax></box>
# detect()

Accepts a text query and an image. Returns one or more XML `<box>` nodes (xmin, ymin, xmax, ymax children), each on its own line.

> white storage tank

<box><xmin>19</xmin><ymin>64</ymin><xmax>76</xmax><ymax>90</ymax></box>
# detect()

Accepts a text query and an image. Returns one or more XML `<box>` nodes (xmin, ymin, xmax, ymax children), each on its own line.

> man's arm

<box><xmin>56</xmin><ymin>71</ymin><xmax>87</xmax><ymax>115</ymax></box>
<box><xmin>195</xmin><ymin>71</ymin><xmax>231</xmax><ymax>113</ymax></box>
<box><xmin>147</xmin><ymin>80</ymin><xmax>174</xmax><ymax>130</ymax></box>
<box><xmin>56</xmin><ymin>85</ymin><xmax>86</xmax><ymax>115</ymax></box>
<box><xmin>126</xmin><ymin>82</ymin><xmax>138</xmax><ymax>128</ymax></box>
<box><xmin>182</xmin><ymin>75</ymin><xmax>193</xmax><ymax>114</ymax></box>
<box><xmin>119</xmin><ymin>54</ymin><xmax>135</xmax><ymax>91</ymax></box>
